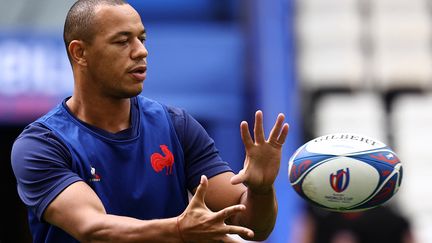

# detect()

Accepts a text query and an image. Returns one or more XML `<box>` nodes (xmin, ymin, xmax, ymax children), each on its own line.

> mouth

<box><xmin>128</xmin><ymin>66</ymin><xmax>147</xmax><ymax>81</ymax></box>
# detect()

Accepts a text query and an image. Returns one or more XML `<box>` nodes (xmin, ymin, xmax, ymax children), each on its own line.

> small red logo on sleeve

<box><xmin>151</xmin><ymin>145</ymin><xmax>174</xmax><ymax>175</ymax></box>
<box><xmin>90</xmin><ymin>166</ymin><xmax>101</xmax><ymax>182</ymax></box>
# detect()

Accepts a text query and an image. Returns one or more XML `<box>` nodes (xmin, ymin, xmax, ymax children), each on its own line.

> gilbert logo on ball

<box><xmin>288</xmin><ymin>133</ymin><xmax>403</xmax><ymax>212</ymax></box>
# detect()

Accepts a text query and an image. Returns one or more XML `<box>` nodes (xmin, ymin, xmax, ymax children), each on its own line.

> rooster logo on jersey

<box><xmin>151</xmin><ymin>145</ymin><xmax>174</xmax><ymax>175</ymax></box>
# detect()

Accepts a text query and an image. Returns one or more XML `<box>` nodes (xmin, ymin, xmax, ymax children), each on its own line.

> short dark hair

<box><xmin>63</xmin><ymin>0</ymin><xmax>127</xmax><ymax>62</ymax></box>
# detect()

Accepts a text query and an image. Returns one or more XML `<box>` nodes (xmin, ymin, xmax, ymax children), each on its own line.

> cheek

<box><xmin>86</xmin><ymin>45</ymin><xmax>132</xmax><ymax>85</ymax></box>
<box><xmin>91</xmin><ymin>51</ymin><xmax>124</xmax><ymax>76</ymax></box>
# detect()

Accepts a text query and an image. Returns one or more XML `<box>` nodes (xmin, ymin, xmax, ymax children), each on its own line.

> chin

<box><xmin>125</xmin><ymin>87</ymin><xmax>144</xmax><ymax>98</ymax></box>
<box><xmin>110</xmin><ymin>81</ymin><xmax>144</xmax><ymax>99</ymax></box>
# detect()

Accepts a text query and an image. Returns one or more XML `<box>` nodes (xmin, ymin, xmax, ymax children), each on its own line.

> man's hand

<box><xmin>231</xmin><ymin>110</ymin><xmax>289</xmax><ymax>193</ymax></box>
<box><xmin>177</xmin><ymin>175</ymin><xmax>254</xmax><ymax>243</ymax></box>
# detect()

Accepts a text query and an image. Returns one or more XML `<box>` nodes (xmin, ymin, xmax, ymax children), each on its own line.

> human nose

<box><xmin>131</xmin><ymin>38</ymin><xmax>148</xmax><ymax>60</ymax></box>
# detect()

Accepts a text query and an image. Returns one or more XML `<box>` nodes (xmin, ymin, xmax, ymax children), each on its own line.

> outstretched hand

<box><xmin>177</xmin><ymin>175</ymin><xmax>254</xmax><ymax>242</ymax></box>
<box><xmin>231</xmin><ymin>110</ymin><xmax>289</xmax><ymax>193</ymax></box>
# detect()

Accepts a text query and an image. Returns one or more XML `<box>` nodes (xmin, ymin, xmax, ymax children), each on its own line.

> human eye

<box><xmin>114</xmin><ymin>38</ymin><xmax>128</xmax><ymax>45</ymax></box>
<box><xmin>138</xmin><ymin>35</ymin><xmax>146</xmax><ymax>43</ymax></box>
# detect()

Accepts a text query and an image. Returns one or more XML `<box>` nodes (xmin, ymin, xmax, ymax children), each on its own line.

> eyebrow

<box><xmin>110</xmin><ymin>29</ymin><xmax>146</xmax><ymax>39</ymax></box>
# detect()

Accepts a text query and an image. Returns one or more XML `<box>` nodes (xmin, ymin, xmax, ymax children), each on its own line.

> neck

<box><xmin>66</xmin><ymin>93</ymin><xmax>132</xmax><ymax>134</ymax></box>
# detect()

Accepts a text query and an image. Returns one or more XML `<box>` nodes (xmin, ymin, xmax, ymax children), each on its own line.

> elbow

<box><xmin>249</xmin><ymin>227</ymin><xmax>275</xmax><ymax>242</ymax></box>
<box><xmin>242</xmin><ymin>211</ymin><xmax>277</xmax><ymax>242</ymax></box>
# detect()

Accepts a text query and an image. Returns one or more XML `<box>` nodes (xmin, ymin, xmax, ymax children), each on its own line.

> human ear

<box><xmin>68</xmin><ymin>40</ymin><xmax>87</xmax><ymax>66</ymax></box>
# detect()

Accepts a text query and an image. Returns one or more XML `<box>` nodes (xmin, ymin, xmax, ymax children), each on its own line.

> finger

<box><xmin>230</xmin><ymin>169</ymin><xmax>246</xmax><ymax>185</ymax></box>
<box><xmin>254</xmin><ymin>110</ymin><xmax>265</xmax><ymax>144</ymax></box>
<box><xmin>277</xmin><ymin>123</ymin><xmax>290</xmax><ymax>145</ymax></box>
<box><xmin>268</xmin><ymin>113</ymin><xmax>285</xmax><ymax>142</ymax></box>
<box><xmin>225</xmin><ymin>225</ymin><xmax>255</xmax><ymax>239</ymax></box>
<box><xmin>214</xmin><ymin>204</ymin><xmax>246</xmax><ymax>221</ymax></box>
<box><xmin>219</xmin><ymin>234</ymin><xmax>242</xmax><ymax>243</ymax></box>
<box><xmin>193</xmin><ymin>175</ymin><xmax>208</xmax><ymax>203</ymax></box>
<box><xmin>240</xmin><ymin>121</ymin><xmax>253</xmax><ymax>149</ymax></box>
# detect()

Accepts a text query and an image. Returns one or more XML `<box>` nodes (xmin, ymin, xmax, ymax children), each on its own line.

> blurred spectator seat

<box><xmin>296</xmin><ymin>12</ymin><xmax>363</xmax><ymax>50</ymax></box>
<box><xmin>391</xmin><ymin>93</ymin><xmax>432</xmax><ymax>243</ymax></box>
<box><xmin>370</xmin><ymin>48</ymin><xmax>432</xmax><ymax>92</ymax></box>
<box><xmin>313</xmin><ymin>92</ymin><xmax>387</xmax><ymax>143</ymax></box>
<box><xmin>369</xmin><ymin>0</ymin><xmax>428</xmax><ymax>14</ymax></box>
<box><xmin>368</xmin><ymin>0</ymin><xmax>432</xmax><ymax>92</ymax></box>
<box><xmin>298</xmin><ymin>48</ymin><xmax>365</xmax><ymax>91</ymax></box>
<box><xmin>296</xmin><ymin>3</ymin><xmax>365</xmax><ymax>91</ymax></box>
<box><xmin>391</xmin><ymin>94</ymin><xmax>432</xmax><ymax>159</ymax></box>
<box><xmin>296</xmin><ymin>0</ymin><xmax>360</xmax><ymax>13</ymax></box>
<box><xmin>370</xmin><ymin>8</ymin><xmax>432</xmax><ymax>92</ymax></box>
<box><xmin>370</xmin><ymin>13</ymin><xmax>431</xmax><ymax>48</ymax></box>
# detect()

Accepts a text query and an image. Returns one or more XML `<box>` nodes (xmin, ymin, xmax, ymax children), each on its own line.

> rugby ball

<box><xmin>288</xmin><ymin>133</ymin><xmax>403</xmax><ymax>212</ymax></box>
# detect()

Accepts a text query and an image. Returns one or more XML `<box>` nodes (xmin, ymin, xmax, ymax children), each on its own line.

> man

<box><xmin>11</xmin><ymin>0</ymin><xmax>289</xmax><ymax>242</ymax></box>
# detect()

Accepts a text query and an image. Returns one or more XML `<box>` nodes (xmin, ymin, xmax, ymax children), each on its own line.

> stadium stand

<box><xmin>296</xmin><ymin>2</ymin><xmax>365</xmax><ymax>91</ymax></box>
<box><xmin>369</xmin><ymin>0</ymin><xmax>432</xmax><ymax>92</ymax></box>
<box><xmin>296</xmin><ymin>0</ymin><xmax>432</xmax><ymax>242</ymax></box>
<box><xmin>313</xmin><ymin>92</ymin><xmax>387</xmax><ymax>143</ymax></box>
<box><xmin>391</xmin><ymin>94</ymin><xmax>432</xmax><ymax>243</ymax></box>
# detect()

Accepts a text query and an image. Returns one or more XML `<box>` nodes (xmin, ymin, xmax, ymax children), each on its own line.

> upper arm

<box><xmin>204</xmin><ymin>172</ymin><xmax>246</xmax><ymax>211</ymax></box>
<box><xmin>167</xmin><ymin>106</ymin><xmax>233</xmax><ymax>191</ymax></box>
<box><xmin>167</xmin><ymin>106</ymin><xmax>245</xmax><ymax>210</ymax></box>
<box><xmin>11</xmin><ymin>124</ymin><xmax>107</xmax><ymax>240</ymax></box>
<box><xmin>11</xmin><ymin>124</ymin><xmax>83</xmax><ymax>220</ymax></box>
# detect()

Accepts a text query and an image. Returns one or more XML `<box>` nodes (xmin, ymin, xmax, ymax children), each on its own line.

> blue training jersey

<box><xmin>11</xmin><ymin>95</ymin><xmax>232</xmax><ymax>243</ymax></box>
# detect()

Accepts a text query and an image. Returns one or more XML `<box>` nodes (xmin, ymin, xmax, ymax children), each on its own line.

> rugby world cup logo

<box><xmin>330</xmin><ymin>168</ymin><xmax>350</xmax><ymax>193</ymax></box>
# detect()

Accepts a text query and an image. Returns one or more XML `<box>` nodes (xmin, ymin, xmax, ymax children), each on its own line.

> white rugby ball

<box><xmin>288</xmin><ymin>133</ymin><xmax>403</xmax><ymax>212</ymax></box>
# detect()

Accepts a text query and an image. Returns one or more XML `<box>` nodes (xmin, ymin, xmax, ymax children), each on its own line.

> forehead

<box><xmin>93</xmin><ymin>4</ymin><xmax>144</xmax><ymax>36</ymax></box>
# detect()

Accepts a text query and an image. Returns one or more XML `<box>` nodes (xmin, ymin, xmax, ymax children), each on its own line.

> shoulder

<box><xmin>165</xmin><ymin>105</ymin><xmax>187</xmax><ymax>124</ymax></box>
<box><xmin>163</xmin><ymin>104</ymin><xmax>204</xmax><ymax>138</ymax></box>
<box><xmin>12</xmin><ymin>122</ymin><xmax>71</xmax><ymax>170</ymax></box>
<box><xmin>14</xmin><ymin>122</ymin><xmax>62</xmax><ymax>148</ymax></box>
<box><xmin>164</xmin><ymin>104</ymin><xmax>189</xmax><ymax>144</ymax></box>
<box><xmin>11</xmin><ymin>122</ymin><xmax>80</xmax><ymax>221</ymax></box>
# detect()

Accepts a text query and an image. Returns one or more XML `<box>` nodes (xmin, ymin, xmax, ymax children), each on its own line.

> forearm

<box><xmin>79</xmin><ymin>214</ymin><xmax>182</xmax><ymax>243</ymax></box>
<box><xmin>235</xmin><ymin>187</ymin><xmax>277</xmax><ymax>241</ymax></box>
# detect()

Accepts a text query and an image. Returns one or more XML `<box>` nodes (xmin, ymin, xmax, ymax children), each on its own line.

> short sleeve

<box><xmin>166</xmin><ymin>106</ymin><xmax>233</xmax><ymax>191</ymax></box>
<box><xmin>11</xmin><ymin>123</ymin><xmax>83</xmax><ymax>221</ymax></box>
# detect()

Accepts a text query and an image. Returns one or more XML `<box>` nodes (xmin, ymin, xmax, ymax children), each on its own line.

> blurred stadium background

<box><xmin>0</xmin><ymin>0</ymin><xmax>431</xmax><ymax>242</ymax></box>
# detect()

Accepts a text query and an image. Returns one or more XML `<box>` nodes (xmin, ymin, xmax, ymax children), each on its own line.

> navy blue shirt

<box><xmin>11</xmin><ymin>96</ymin><xmax>232</xmax><ymax>242</ymax></box>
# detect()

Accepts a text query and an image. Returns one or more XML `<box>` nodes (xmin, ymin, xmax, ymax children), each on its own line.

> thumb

<box><xmin>193</xmin><ymin>175</ymin><xmax>208</xmax><ymax>203</ymax></box>
<box><xmin>230</xmin><ymin>169</ymin><xmax>247</xmax><ymax>185</ymax></box>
